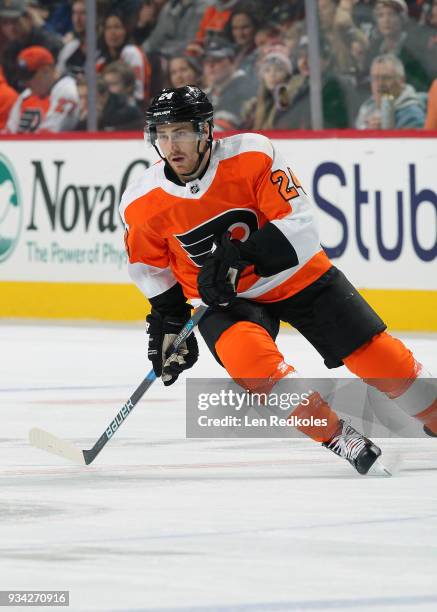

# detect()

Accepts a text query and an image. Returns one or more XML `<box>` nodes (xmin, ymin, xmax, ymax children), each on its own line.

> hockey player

<box><xmin>6</xmin><ymin>46</ymin><xmax>79</xmax><ymax>133</ymax></box>
<box><xmin>120</xmin><ymin>86</ymin><xmax>436</xmax><ymax>476</ymax></box>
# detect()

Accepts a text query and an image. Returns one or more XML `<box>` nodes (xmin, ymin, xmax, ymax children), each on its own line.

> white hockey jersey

<box><xmin>6</xmin><ymin>75</ymin><xmax>79</xmax><ymax>133</ymax></box>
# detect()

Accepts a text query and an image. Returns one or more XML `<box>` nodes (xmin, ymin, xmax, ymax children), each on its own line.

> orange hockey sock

<box><xmin>343</xmin><ymin>331</ymin><xmax>418</xmax><ymax>397</ymax></box>
<box><xmin>215</xmin><ymin>321</ymin><xmax>293</xmax><ymax>393</ymax></box>
<box><xmin>216</xmin><ymin>323</ymin><xmax>340</xmax><ymax>442</ymax></box>
<box><xmin>288</xmin><ymin>390</ymin><xmax>340</xmax><ymax>443</ymax></box>
<box><xmin>344</xmin><ymin>332</ymin><xmax>437</xmax><ymax>433</ymax></box>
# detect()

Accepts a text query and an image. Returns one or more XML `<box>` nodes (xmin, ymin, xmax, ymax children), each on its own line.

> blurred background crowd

<box><xmin>1</xmin><ymin>0</ymin><xmax>436</xmax><ymax>133</ymax></box>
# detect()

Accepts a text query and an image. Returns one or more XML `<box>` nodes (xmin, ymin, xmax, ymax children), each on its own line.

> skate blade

<box><xmin>368</xmin><ymin>458</ymin><xmax>392</xmax><ymax>477</ymax></box>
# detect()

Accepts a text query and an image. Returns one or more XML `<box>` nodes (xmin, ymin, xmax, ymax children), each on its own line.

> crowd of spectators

<box><xmin>1</xmin><ymin>0</ymin><xmax>437</xmax><ymax>133</ymax></box>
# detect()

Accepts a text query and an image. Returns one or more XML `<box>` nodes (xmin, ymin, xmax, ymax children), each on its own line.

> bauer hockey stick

<box><xmin>29</xmin><ymin>305</ymin><xmax>208</xmax><ymax>465</ymax></box>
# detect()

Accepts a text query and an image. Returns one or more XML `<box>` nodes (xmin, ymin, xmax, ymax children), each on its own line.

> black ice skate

<box><xmin>323</xmin><ymin>419</ymin><xmax>383</xmax><ymax>475</ymax></box>
<box><xmin>424</xmin><ymin>425</ymin><xmax>437</xmax><ymax>437</ymax></box>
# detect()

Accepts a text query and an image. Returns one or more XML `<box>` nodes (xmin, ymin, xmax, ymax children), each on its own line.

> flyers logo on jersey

<box><xmin>19</xmin><ymin>109</ymin><xmax>42</xmax><ymax>133</ymax></box>
<box><xmin>175</xmin><ymin>209</ymin><xmax>259</xmax><ymax>267</ymax></box>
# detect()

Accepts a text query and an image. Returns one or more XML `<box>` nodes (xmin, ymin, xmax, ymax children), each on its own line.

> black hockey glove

<box><xmin>146</xmin><ymin>311</ymin><xmax>199</xmax><ymax>386</ymax></box>
<box><xmin>197</xmin><ymin>233</ymin><xmax>250</xmax><ymax>307</ymax></box>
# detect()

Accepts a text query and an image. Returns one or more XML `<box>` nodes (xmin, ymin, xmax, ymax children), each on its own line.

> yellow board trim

<box><xmin>0</xmin><ymin>282</ymin><xmax>436</xmax><ymax>331</ymax></box>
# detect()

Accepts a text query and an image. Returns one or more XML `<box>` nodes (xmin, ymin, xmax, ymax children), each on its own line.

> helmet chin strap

<box><xmin>170</xmin><ymin>122</ymin><xmax>214</xmax><ymax>181</ymax></box>
<box><xmin>180</xmin><ymin>142</ymin><xmax>208</xmax><ymax>179</ymax></box>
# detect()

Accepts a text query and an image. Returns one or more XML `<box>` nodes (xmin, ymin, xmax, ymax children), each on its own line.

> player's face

<box><xmin>156</xmin><ymin>122</ymin><xmax>208</xmax><ymax>176</ymax></box>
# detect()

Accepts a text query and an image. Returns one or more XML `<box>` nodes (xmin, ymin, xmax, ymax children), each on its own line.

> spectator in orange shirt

<box><xmin>424</xmin><ymin>78</ymin><xmax>437</xmax><ymax>128</ymax></box>
<box><xmin>196</xmin><ymin>0</ymin><xmax>238</xmax><ymax>43</ymax></box>
<box><xmin>0</xmin><ymin>65</ymin><xmax>18</xmax><ymax>130</ymax></box>
<box><xmin>6</xmin><ymin>45</ymin><xmax>79</xmax><ymax>133</ymax></box>
<box><xmin>187</xmin><ymin>0</ymin><xmax>238</xmax><ymax>55</ymax></box>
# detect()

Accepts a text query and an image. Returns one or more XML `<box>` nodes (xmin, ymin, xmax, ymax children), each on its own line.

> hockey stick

<box><xmin>29</xmin><ymin>305</ymin><xmax>208</xmax><ymax>466</ymax></box>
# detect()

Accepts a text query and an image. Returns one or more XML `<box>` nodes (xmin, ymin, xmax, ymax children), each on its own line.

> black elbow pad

<box><xmin>237</xmin><ymin>222</ymin><xmax>299</xmax><ymax>277</ymax></box>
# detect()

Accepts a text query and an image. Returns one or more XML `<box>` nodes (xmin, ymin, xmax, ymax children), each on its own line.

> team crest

<box><xmin>175</xmin><ymin>209</ymin><xmax>259</xmax><ymax>266</ymax></box>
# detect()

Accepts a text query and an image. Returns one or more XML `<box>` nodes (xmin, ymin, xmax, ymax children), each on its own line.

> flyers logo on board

<box><xmin>0</xmin><ymin>154</ymin><xmax>22</xmax><ymax>263</ymax></box>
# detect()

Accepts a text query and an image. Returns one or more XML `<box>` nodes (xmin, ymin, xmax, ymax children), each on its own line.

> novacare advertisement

<box><xmin>0</xmin><ymin>134</ymin><xmax>435</xmax><ymax>325</ymax></box>
<box><xmin>0</xmin><ymin>139</ymin><xmax>150</xmax><ymax>283</ymax></box>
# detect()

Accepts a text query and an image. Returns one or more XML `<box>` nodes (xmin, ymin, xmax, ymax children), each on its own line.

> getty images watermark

<box><xmin>196</xmin><ymin>387</ymin><xmax>327</xmax><ymax>430</ymax></box>
<box><xmin>186</xmin><ymin>378</ymin><xmax>437</xmax><ymax>439</ymax></box>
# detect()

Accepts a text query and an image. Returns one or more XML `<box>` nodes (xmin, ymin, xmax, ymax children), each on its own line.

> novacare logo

<box><xmin>0</xmin><ymin>154</ymin><xmax>22</xmax><ymax>263</ymax></box>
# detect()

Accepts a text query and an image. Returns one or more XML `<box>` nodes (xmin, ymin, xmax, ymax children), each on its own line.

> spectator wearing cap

<box><xmin>366</xmin><ymin>0</ymin><xmax>431</xmax><ymax>91</ymax></box>
<box><xmin>97</xmin><ymin>10</ymin><xmax>152</xmax><ymax>105</ymax></box>
<box><xmin>56</xmin><ymin>0</ymin><xmax>86</xmax><ymax>77</ymax></box>
<box><xmin>356</xmin><ymin>53</ymin><xmax>426</xmax><ymax>128</ymax></box>
<box><xmin>0</xmin><ymin>0</ymin><xmax>63</xmax><ymax>91</ymax></box>
<box><xmin>424</xmin><ymin>78</ymin><xmax>437</xmax><ymax>128</ymax></box>
<box><xmin>225</xmin><ymin>4</ymin><xmax>260</xmax><ymax>79</ymax></box>
<box><xmin>142</xmin><ymin>0</ymin><xmax>209</xmax><ymax>58</ymax></box>
<box><xmin>202</xmin><ymin>35</ymin><xmax>258</xmax><ymax>127</ymax></box>
<box><xmin>6</xmin><ymin>45</ymin><xmax>79</xmax><ymax>133</ymax></box>
<box><xmin>0</xmin><ymin>65</ymin><xmax>18</xmax><ymax>130</ymax></box>
<box><xmin>168</xmin><ymin>53</ymin><xmax>202</xmax><ymax>88</ymax></box>
<box><xmin>243</xmin><ymin>47</ymin><xmax>296</xmax><ymax>129</ymax></box>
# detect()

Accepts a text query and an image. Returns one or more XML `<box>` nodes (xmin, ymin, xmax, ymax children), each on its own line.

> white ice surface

<box><xmin>0</xmin><ymin>323</ymin><xmax>436</xmax><ymax>612</ymax></box>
